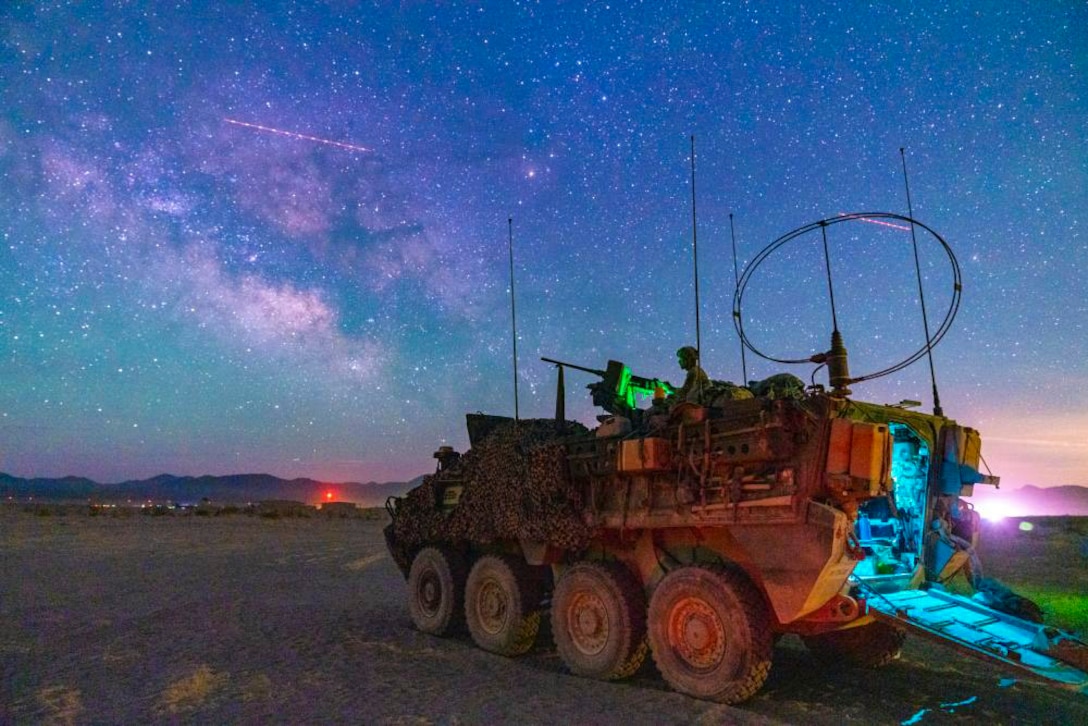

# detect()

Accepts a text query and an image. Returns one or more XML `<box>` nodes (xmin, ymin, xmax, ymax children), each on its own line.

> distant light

<box><xmin>978</xmin><ymin>502</ymin><xmax>1012</xmax><ymax>522</ymax></box>
<box><xmin>325</xmin><ymin>491</ymin><xmax>333</xmax><ymax>501</ymax></box>
<box><xmin>1019</xmin><ymin>521</ymin><xmax>1034</xmax><ymax>532</ymax></box>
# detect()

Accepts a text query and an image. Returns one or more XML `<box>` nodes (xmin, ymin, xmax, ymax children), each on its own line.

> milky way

<box><xmin>1</xmin><ymin>2</ymin><xmax>1085</xmax><ymax>487</ymax></box>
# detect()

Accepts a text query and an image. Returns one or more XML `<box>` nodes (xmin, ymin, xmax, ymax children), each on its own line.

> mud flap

<box><xmin>864</xmin><ymin>587</ymin><xmax>1088</xmax><ymax>691</ymax></box>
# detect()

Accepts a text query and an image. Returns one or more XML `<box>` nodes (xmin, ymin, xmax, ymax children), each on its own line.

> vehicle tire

<box><xmin>407</xmin><ymin>546</ymin><xmax>467</xmax><ymax>636</ymax></box>
<box><xmin>802</xmin><ymin>621</ymin><xmax>907</xmax><ymax>668</ymax></box>
<box><xmin>464</xmin><ymin>554</ymin><xmax>543</xmax><ymax>656</ymax></box>
<box><xmin>552</xmin><ymin>561</ymin><xmax>648</xmax><ymax>680</ymax></box>
<box><xmin>647</xmin><ymin>565</ymin><xmax>773</xmax><ymax>704</ymax></box>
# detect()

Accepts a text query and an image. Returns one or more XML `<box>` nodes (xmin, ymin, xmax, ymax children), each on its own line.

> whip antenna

<box><xmin>819</xmin><ymin>221</ymin><xmax>840</xmax><ymax>334</ymax></box>
<box><xmin>729</xmin><ymin>213</ymin><xmax>749</xmax><ymax>384</ymax></box>
<box><xmin>900</xmin><ymin>148</ymin><xmax>943</xmax><ymax>417</ymax></box>
<box><xmin>819</xmin><ymin>220</ymin><xmax>852</xmax><ymax>396</ymax></box>
<box><xmin>508</xmin><ymin>217</ymin><xmax>520</xmax><ymax>422</ymax></box>
<box><xmin>689</xmin><ymin>135</ymin><xmax>703</xmax><ymax>389</ymax></box>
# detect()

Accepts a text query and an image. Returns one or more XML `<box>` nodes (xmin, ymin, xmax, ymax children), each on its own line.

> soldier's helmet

<box><xmin>676</xmin><ymin>346</ymin><xmax>698</xmax><ymax>365</ymax></box>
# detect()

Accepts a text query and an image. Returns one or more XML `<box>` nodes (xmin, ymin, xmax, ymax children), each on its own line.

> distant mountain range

<box><xmin>4</xmin><ymin>473</ymin><xmax>1086</xmax><ymax>516</ymax></box>
<box><xmin>0</xmin><ymin>472</ymin><xmax>425</xmax><ymax>508</ymax></box>
<box><xmin>956</xmin><ymin>483</ymin><xmax>1088</xmax><ymax>518</ymax></box>
<box><xmin>1018</xmin><ymin>487</ymin><xmax>1088</xmax><ymax>515</ymax></box>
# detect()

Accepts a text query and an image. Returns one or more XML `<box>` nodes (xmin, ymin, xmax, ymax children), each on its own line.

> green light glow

<box><xmin>614</xmin><ymin>363</ymin><xmax>673</xmax><ymax>409</ymax></box>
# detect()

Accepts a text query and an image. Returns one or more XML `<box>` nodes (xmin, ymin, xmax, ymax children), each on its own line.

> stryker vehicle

<box><xmin>384</xmin><ymin>213</ymin><xmax>1088</xmax><ymax>704</ymax></box>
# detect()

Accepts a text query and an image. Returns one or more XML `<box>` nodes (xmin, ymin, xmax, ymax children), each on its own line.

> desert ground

<box><xmin>2</xmin><ymin>508</ymin><xmax>1086</xmax><ymax>725</ymax></box>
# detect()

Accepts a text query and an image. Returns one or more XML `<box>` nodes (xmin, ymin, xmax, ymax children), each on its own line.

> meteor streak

<box><xmin>837</xmin><ymin>213</ymin><xmax>912</xmax><ymax>231</ymax></box>
<box><xmin>224</xmin><ymin>118</ymin><xmax>372</xmax><ymax>153</ymax></box>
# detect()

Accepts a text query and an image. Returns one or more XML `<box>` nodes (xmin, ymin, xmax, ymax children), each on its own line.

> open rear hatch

<box><xmin>865</xmin><ymin>587</ymin><xmax>1088</xmax><ymax>691</ymax></box>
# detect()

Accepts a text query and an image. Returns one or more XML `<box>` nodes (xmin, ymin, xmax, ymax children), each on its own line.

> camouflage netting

<box><xmin>698</xmin><ymin>379</ymin><xmax>754</xmax><ymax>406</ymax></box>
<box><xmin>390</xmin><ymin>418</ymin><xmax>594</xmax><ymax>565</ymax></box>
<box><xmin>688</xmin><ymin>373</ymin><xmax>806</xmax><ymax>407</ymax></box>
<box><xmin>746</xmin><ymin>373</ymin><xmax>806</xmax><ymax>400</ymax></box>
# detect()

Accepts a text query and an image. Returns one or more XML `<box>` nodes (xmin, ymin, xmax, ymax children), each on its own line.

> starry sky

<box><xmin>1</xmin><ymin>2</ymin><xmax>1085</xmax><ymax>489</ymax></box>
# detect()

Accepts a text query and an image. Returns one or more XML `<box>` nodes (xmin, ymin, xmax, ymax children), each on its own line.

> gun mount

<box><xmin>541</xmin><ymin>356</ymin><xmax>673</xmax><ymax>419</ymax></box>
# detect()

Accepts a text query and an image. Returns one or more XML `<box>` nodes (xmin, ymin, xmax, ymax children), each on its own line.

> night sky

<box><xmin>2</xmin><ymin>2</ymin><xmax>1085</xmax><ymax>490</ymax></box>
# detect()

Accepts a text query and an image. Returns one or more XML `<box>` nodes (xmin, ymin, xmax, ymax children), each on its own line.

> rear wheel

<box><xmin>465</xmin><ymin>554</ymin><xmax>543</xmax><ymax>656</ymax></box>
<box><xmin>647</xmin><ymin>566</ymin><xmax>773</xmax><ymax>704</ymax></box>
<box><xmin>802</xmin><ymin>621</ymin><xmax>906</xmax><ymax>668</ymax></box>
<box><xmin>552</xmin><ymin>561</ymin><xmax>648</xmax><ymax>680</ymax></box>
<box><xmin>407</xmin><ymin>546</ymin><xmax>466</xmax><ymax>635</ymax></box>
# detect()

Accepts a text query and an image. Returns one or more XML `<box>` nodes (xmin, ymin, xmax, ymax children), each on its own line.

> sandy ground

<box><xmin>2</xmin><ymin>510</ymin><xmax>1086</xmax><ymax>725</ymax></box>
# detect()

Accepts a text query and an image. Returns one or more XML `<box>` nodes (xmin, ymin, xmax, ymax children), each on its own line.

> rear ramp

<box><xmin>864</xmin><ymin>587</ymin><xmax>1088</xmax><ymax>691</ymax></box>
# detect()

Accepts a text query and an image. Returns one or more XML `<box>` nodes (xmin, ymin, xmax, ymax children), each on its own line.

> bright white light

<box><xmin>977</xmin><ymin>501</ymin><xmax>1014</xmax><ymax>522</ymax></box>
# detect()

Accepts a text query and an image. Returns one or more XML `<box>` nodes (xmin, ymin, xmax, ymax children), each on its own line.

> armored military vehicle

<box><xmin>384</xmin><ymin>213</ymin><xmax>1088</xmax><ymax>704</ymax></box>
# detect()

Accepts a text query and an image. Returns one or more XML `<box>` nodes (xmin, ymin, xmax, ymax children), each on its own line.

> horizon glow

<box><xmin>1</xmin><ymin>3</ymin><xmax>1086</xmax><ymax>487</ymax></box>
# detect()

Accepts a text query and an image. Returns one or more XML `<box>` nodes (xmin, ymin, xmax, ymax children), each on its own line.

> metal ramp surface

<box><xmin>864</xmin><ymin>587</ymin><xmax>1088</xmax><ymax>690</ymax></box>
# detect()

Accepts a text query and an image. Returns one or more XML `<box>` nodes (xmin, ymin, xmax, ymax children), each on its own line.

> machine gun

<box><xmin>541</xmin><ymin>357</ymin><xmax>674</xmax><ymax>418</ymax></box>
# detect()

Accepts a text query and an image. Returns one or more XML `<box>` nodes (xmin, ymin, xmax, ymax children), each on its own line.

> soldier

<box><xmin>927</xmin><ymin>496</ymin><xmax>983</xmax><ymax>588</ymax></box>
<box><xmin>433</xmin><ymin>446</ymin><xmax>461</xmax><ymax>472</ymax></box>
<box><xmin>675</xmin><ymin>345</ymin><xmax>710</xmax><ymax>402</ymax></box>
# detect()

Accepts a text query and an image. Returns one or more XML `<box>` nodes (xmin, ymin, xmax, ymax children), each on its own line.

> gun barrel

<box><xmin>540</xmin><ymin>357</ymin><xmax>607</xmax><ymax>377</ymax></box>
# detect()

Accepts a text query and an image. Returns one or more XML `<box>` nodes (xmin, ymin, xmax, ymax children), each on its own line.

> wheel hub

<box><xmin>477</xmin><ymin>580</ymin><xmax>508</xmax><ymax>633</ymax></box>
<box><xmin>419</xmin><ymin>572</ymin><xmax>441</xmax><ymax>614</ymax></box>
<box><xmin>671</xmin><ymin>597</ymin><xmax>726</xmax><ymax>670</ymax></box>
<box><xmin>568</xmin><ymin>591</ymin><xmax>609</xmax><ymax>655</ymax></box>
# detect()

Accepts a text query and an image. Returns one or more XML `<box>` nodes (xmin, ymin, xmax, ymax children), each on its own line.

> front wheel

<box><xmin>407</xmin><ymin>546</ymin><xmax>467</xmax><ymax>636</ymax></box>
<box><xmin>647</xmin><ymin>566</ymin><xmax>772</xmax><ymax>704</ymax></box>
<box><xmin>464</xmin><ymin>554</ymin><xmax>543</xmax><ymax>656</ymax></box>
<box><xmin>552</xmin><ymin>561</ymin><xmax>648</xmax><ymax>680</ymax></box>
